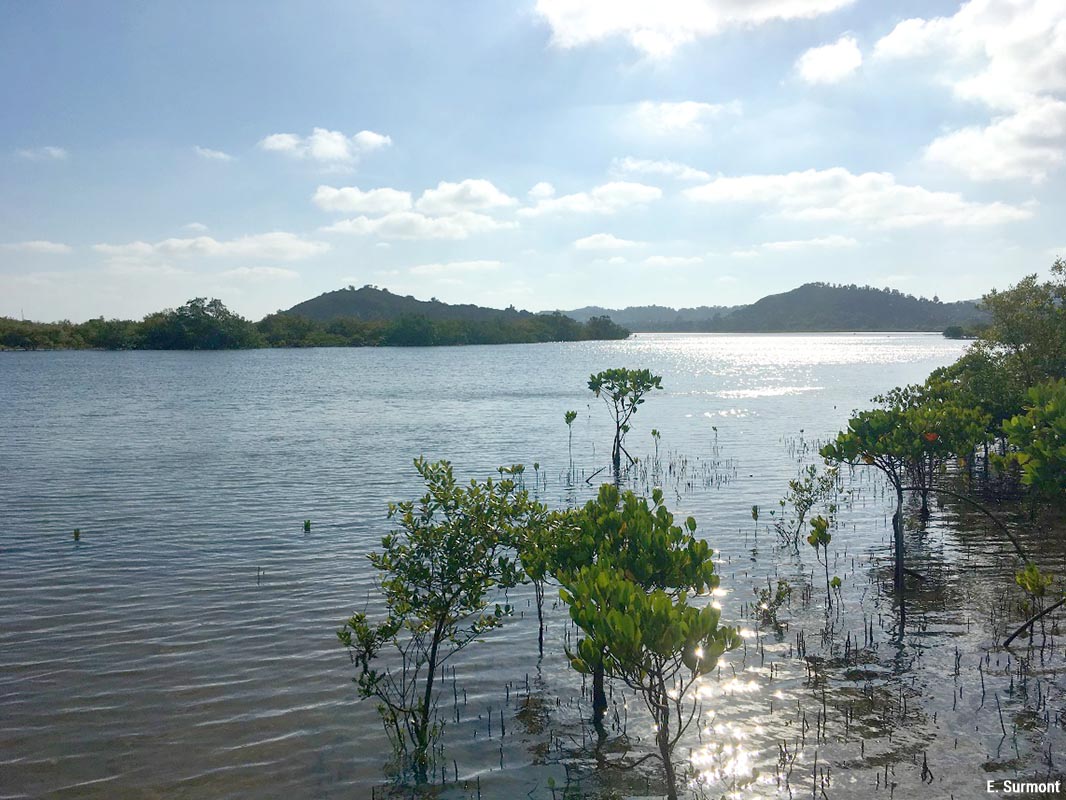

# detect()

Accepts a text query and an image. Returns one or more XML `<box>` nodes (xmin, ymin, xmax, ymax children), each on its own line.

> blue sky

<box><xmin>2</xmin><ymin>0</ymin><xmax>1064</xmax><ymax>321</ymax></box>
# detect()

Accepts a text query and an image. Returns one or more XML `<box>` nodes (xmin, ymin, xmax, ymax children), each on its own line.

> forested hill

<box><xmin>285</xmin><ymin>285</ymin><xmax>534</xmax><ymax>322</ymax></box>
<box><xmin>559</xmin><ymin>283</ymin><xmax>988</xmax><ymax>332</ymax></box>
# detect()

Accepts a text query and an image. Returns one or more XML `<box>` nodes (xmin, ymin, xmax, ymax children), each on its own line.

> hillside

<box><xmin>285</xmin><ymin>285</ymin><xmax>535</xmax><ymax>323</ymax></box>
<box><xmin>557</xmin><ymin>283</ymin><xmax>988</xmax><ymax>332</ymax></box>
<box><xmin>562</xmin><ymin>304</ymin><xmax>733</xmax><ymax>328</ymax></box>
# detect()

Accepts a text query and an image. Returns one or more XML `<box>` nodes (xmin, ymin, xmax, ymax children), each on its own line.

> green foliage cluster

<box><xmin>821</xmin><ymin>387</ymin><xmax>988</xmax><ymax>495</ymax></box>
<box><xmin>754</xmin><ymin>579</ymin><xmax>792</xmax><ymax>629</ymax></box>
<box><xmin>259</xmin><ymin>310</ymin><xmax>629</xmax><ymax>347</ymax></box>
<box><xmin>820</xmin><ymin>260</ymin><xmax>1066</xmax><ymax>599</ymax></box>
<box><xmin>1002</xmin><ymin>379</ymin><xmax>1066</xmax><ymax>500</ymax></box>
<box><xmin>942</xmin><ymin>324</ymin><xmax>987</xmax><ymax>339</ymax></box>
<box><xmin>139</xmin><ymin>298</ymin><xmax>264</xmax><ymax>349</ymax></box>
<box><xmin>0</xmin><ymin>298</ymin><xmax>263</xmax><ymax>350</ymax></box>
<box><xmin>1015</xmin><ymin>562</ymin><xmax>1055</xmax><ymax>600</ymax></box>
<box><xmin>776</xmin><ymin>464</ymin><xmax>840</xmax><ymax>547</ymax></box>
<box><xmin>555</xmin><ymin>485</ymin><xmax>739</xmax><ymax>800</ymax></box>
<box><xmin>820</xmin><ymin>384</ymin><xmax>989</xmax><ymax>592</ymax></box>
<box><xmin>337</xmin><ymin>458</ymin><xmax>533</xmax><ymax>782</ymax></box>
<box><xmin>1</xmin><ymin>302</ymin><xmax>629</xmax><ymax>350</ymax></box>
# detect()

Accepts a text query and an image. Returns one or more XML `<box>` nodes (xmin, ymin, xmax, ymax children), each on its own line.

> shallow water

<box><xmin>1</xmin><ymin>334</ymin><xmax>1063</xmax><ymax>799</ymax></box>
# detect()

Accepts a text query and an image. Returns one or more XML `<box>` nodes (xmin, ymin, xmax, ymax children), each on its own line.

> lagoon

<box><xmin>2</xmin><ymin>334</ymin><xmax>1062</xmax><ymax>798</ymax></box>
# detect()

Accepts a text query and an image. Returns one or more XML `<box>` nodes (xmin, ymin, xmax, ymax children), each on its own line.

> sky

<box><xmin>2</xmin><ymin>0</ymin><xmax>1065</xmax><ymax>322</ymax></box>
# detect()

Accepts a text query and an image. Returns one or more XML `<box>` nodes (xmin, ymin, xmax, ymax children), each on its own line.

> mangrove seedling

<box><xmin>73</xmin><ymin>528</ymin><xmax>80</xmax><ymax>541</ymax></box>
<box><xmin>564</xmin><ymin>410</ymin><xmax>578</xmax><ymax>466</ymax></box>
<box><xmin>337</xmin><ymin>458</ymin><xmax>526</xmax><ymax>783</ymax></box>
<box><xmin>775</xmin><ymin>464</ymin><xmax>840</xmax><ymax>548</ymax></box>
<box><xmin>563</xmin><ymin>565</ymin><xmax>741</xmax><ymax>800</ymax></box>
<box><xmin>554</xmin><ymin>484</ymin><xmax>721</xmax><ymax>726</ymax></box>
<box><xmin>807</xmin><ymin>515</ymin><xmax>833</xmax><ymax>609</ymax></box>
<box><xmin>515</xmin><ymin>506</ymin><xmax>576</xmax><ymax>657</ymax></box>
<box><xmin>587</xmin><ymin>368</ymin><xmax>663</xmax><ymax>477</ymax></box>
<box><xmin>1005</xmin><ymin>563</ymin><xmax>1065</xmax><ymax>648</ymax></box>
<box><xmin>304</xmin><ymin>519</ymin><xmax>311</xmax><ymax>532</ymax></box>
<box><xmin>754</xmin><ymin>579</ymin><xmax>791</xmax><ymax>629</ymax></box>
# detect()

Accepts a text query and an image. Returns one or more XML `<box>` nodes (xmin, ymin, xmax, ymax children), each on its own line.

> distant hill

<box><xmin>285</xmin><ymin>285</ymin><xmax>535</xmax><ymax>323</ymax></box>
<box><xmin>562</xmin><ymin>304</ymin><xmax>733</xmax><ymax>328</ymax></box>
<box><xmin>285</xmin><ymin>282</ymin><xmax>988</xmax><ymax>333</ymax></box>
<box><xmin>557</xmin><ymin>283</ymin><xmax>989</xmax><ymax>332</ymax></box>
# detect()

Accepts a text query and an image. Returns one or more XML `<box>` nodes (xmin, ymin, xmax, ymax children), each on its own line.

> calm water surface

<box><xmin>2</xmin><ymin>334</ymin><xmax>1064</xmax><ymax>799</ymax></box>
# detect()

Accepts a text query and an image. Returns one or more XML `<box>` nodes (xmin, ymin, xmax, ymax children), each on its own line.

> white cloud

<box><xmin>684</xmin><ymin>167</ymin><xmax>1032</xmax><ymax>227</ymax></box>
<box><xmin>631</xmin><ymin>100</ymin><xmax>738</xmax><ymax>134</ymax></box>
<box><xmin>219</xmin><ymin>266</ymin><xmax>300</xmax><ymax>280</ymax></box>
<box><xmin>351</xmin><ymin>130</ymin><xmax>392</xmax><ymax>151</ymax></box>
<box><xmin>796</xmin><ymin>35</ymin><xmax>862</xmax><ymax>84</ymax></box>
<box><xmin>761</xmin><ymin>235</ymin><xmax>858</xmax><ymax>251</ymax></box>
<box><xmin>258</xmin><ymin>127</ymin><xmax>392</xmax><ymax>167</ymax></box>
<box><xmin>321</xmin><ymin>211</ymin><xmax>515</xmax><ymax>239</ymax></box>
<box><xmin>611</xmin><ymin>156</ymin><xmax>710</xmax><ymax>182</ymax></box>
<box><xmin>874</xmin><ymin>0</ymin><xmax>1066</xmax><ymax>182</ymax></box>
<box><xmin>313</xmin><ymin>185</ymin><xmax>413</xmax><ymax>213</ymax></box>
<box><xmin>528</xmin><ymin>181</ymin><xmax>556</xmax><ymax>199</ymax></box>
<box><xmin>923</xmin><ymin>97</ymin><xmax>1066</xmax><ymax>182</ymax></box>
<box><xmin>93</xmin><ymin>232</ymin><xmax>329</xmax><ymax>261</ymax></box>
<box><xmin>520</xmin><ymin>181</ymin><xmax>662</xmax><ymax>216</ymax></box>
<box><xmin>93</xmin><ymin>242</ymin><xmax>155</xmax><ymax>259</ymax></box>
<box><xmin>643</xmin><ymin>255</ymin><xmax>703</xmax><ymax>267</ymax></box>
<box><xmin>183</xmin><ymin>222</ymin><xmax>209</xmax><ymax>232</ymax></box>
<box><xmin>194</xmin><ymin>145</ymin><xmax>233</xmax><ymax>161</ymax></box>
<box><xmin>409</xmin><ymin>259</ymin><xmax>503</xmax><ymax>277</ymax></box>
<box><xmin>4</xmin><ymin>240</ymin><xmax>73</xmax><ymax>254</ymax></box>
<box><xmin>574</xmin><ymin>233</ymin><xmax>643</xmax><ymax>250</ymax></box>
<box><xmin>535</xmin><ymin>0</ymin><xmax>856</xmax><ymax>58</ymax></box>
<box><xmin>102</xmin><ymin>262</ymin><xmax>190</xmax><ymax>278</ymax></box>
<box><xmin>415</xmin><ymin>179</ymin><xmax>517</xmax><ymax>214</ymax></box>
<box><xmin>16</xmin><ymin>146</ymin><xmax>68</xmax><ymax>161</ymax></box>
<box><xmin>731</xmin><ymin>235</ymin><xmax>858</xmax><ymax>257</ymax></box>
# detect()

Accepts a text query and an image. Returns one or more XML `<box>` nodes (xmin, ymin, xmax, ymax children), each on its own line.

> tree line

<box><xmin>818</xmin><ymin>259</ymin><xmax>1065</xmax><ymax>615</ymax></box>
<box><xmin>0</xmin><ymin>298</ymin><xmax>630</xmax><ymax>350</ymax></box>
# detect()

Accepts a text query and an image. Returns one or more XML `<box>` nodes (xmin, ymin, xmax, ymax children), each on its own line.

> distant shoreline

<box><xmin>0</xmin><ymin>329</ymin><xmax>963</xmax><ymax>353</ymax></box>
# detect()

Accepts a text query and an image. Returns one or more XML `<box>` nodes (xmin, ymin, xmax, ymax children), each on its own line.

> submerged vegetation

<box><xmin>0</xmin><ymin>297</ymin><xmax>630</xmax><ymax>350</ymax></box>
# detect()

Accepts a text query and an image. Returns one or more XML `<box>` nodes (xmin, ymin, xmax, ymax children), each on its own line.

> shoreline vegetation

<box><xmin>814</xmin><ymin>260</ymin><xmax>1066</xmax><ymax>620</ymax></box>
<box><xmin>0</xmin><ymin>297</ymin><xmax>630</xmax><ymax>351</ymax></box>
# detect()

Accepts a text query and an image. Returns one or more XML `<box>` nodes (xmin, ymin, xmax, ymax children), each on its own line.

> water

<box><xmin>2</xmin><ymin>334</ymin><xmax>1063</xmax><ymax>799</ymax></box>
